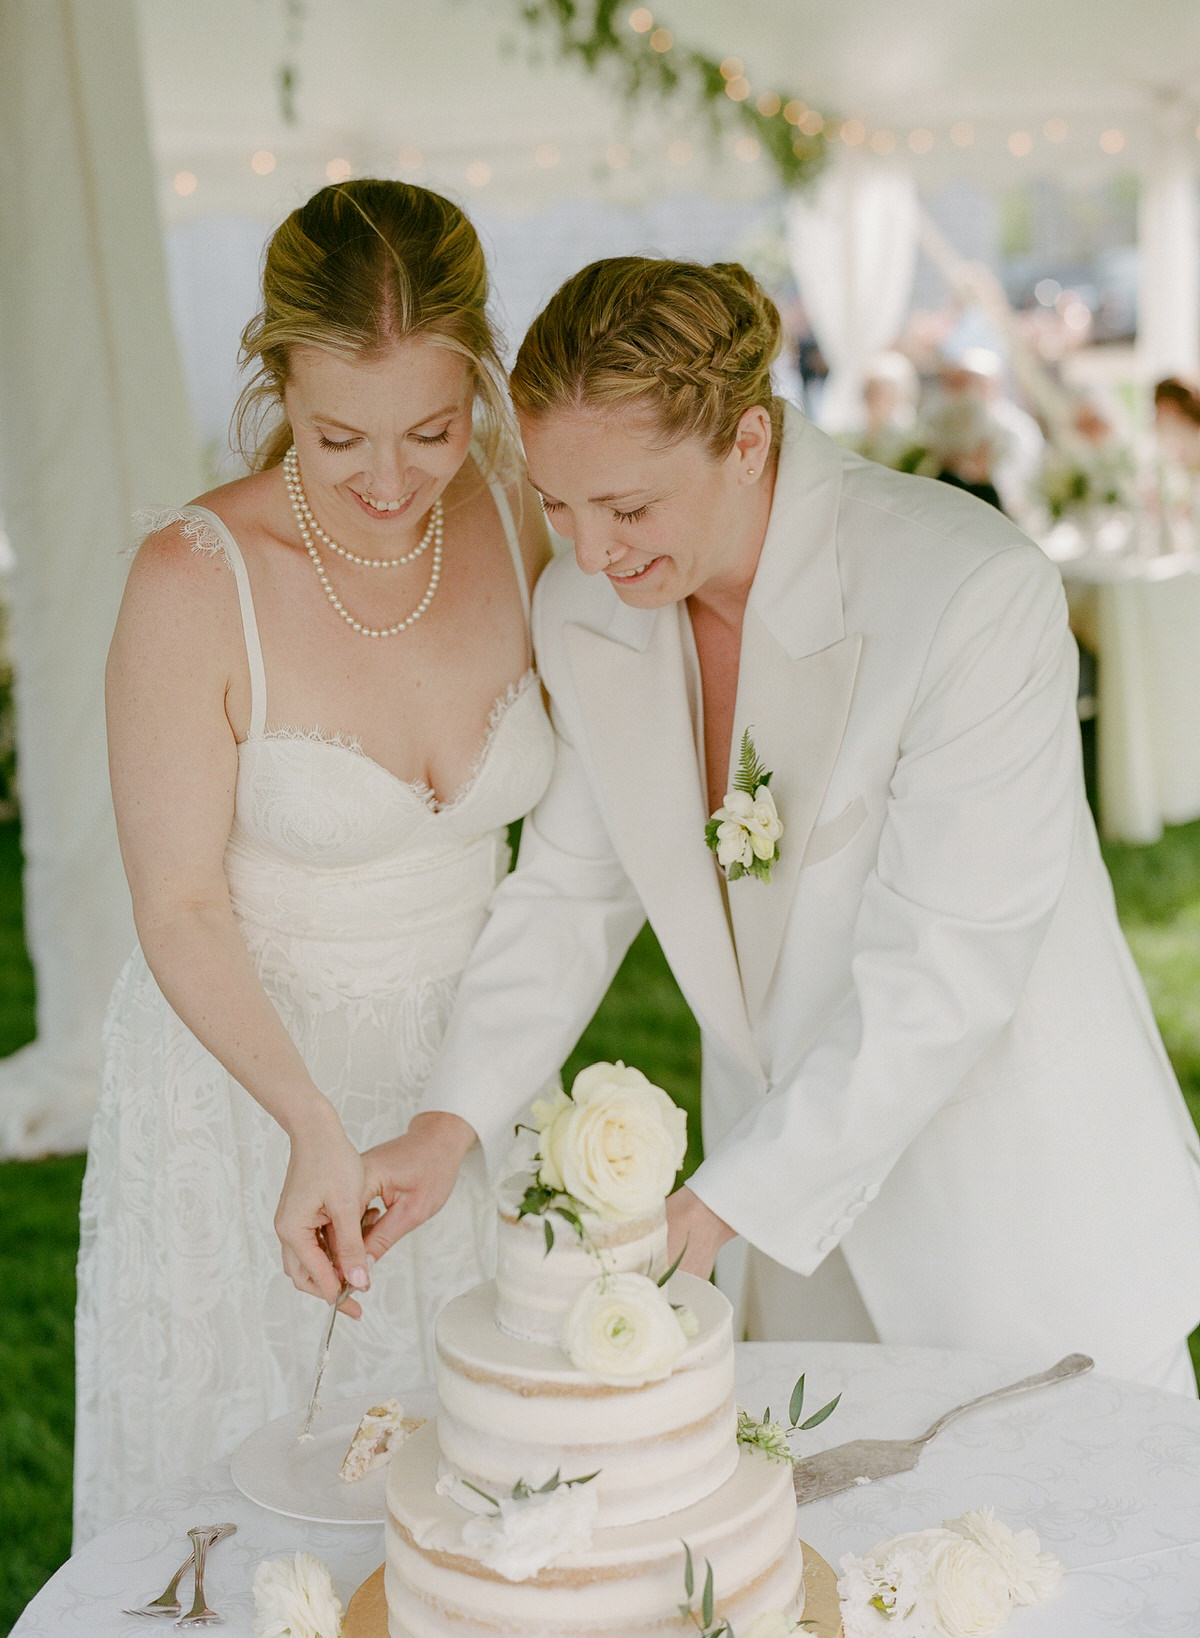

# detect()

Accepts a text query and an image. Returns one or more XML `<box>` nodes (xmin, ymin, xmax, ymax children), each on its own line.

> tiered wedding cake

<box><xmin>384</xmin><ymin>1064</ymin><xmax>805</xmax><ymax>1637</ymax></box>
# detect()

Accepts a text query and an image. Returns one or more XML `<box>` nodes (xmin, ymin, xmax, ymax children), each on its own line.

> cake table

<box><xmin>12</xmin><ymin>1342</ymin><xmax>1200</xmax><ymax>1638</ymax></box>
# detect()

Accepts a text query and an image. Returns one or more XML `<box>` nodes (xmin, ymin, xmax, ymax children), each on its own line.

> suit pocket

<box><xmin>802</xmin><ymin>796</ymin><xmax>867</xmax><ymax>868</ymax></box>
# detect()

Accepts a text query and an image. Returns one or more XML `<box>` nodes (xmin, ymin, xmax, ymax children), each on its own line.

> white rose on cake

<box><xmin>460</xmin><ymin>1481</ymin><xmax>599</xmax><ymax>1581</ymax></box>
<box><xmin>536</xmin><ymin>1061</ymin><xmax>687</xmax><ymax>1221</ymax></box>
<box><xmin>562</xmin><ymin>1272</ymin><xmax>690</xmax><ymax>1385</ymax></box>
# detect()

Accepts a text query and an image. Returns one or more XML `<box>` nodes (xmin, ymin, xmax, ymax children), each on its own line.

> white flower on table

<box><xmin>459</xmin><ymin>1480</ymin><xmax>599</xmax><ymax>1581</ymax></box>
<box><xmin>562</xmin><ymin>1271</ymin><xmax>690</xmax><ymax>1384</ymax></box>
<box><xmin>837</xmin><ymin>1508</ymin><xmax>1062</xmax><ymax>1638</ymax></box>
<box><xmin>251</xmin><ymin>1551</ymin><xmax>343</xmax><ymax>1638</ymax></box>
<box><xmin>535</xmin><ymin>1061</ymin><xmax>687</xmax><ymax>1221</ymax></box>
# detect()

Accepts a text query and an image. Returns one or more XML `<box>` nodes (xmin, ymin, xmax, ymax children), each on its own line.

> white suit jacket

<box><xmin>424</xmin><ymin>407</ymin><xmax>1200</xmax><ymax>1375</ymax></box>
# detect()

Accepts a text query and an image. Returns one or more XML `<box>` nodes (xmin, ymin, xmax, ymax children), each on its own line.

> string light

<box><xmin>950</xmin><ymin>122</ymin><xmax>975</xmax><ymax>147</ymax></box>
<box><xmin>649</xmin><ymin>27</ymin><xmax>673</xmax><ymax>51</ymax></box>
<box><xmin>466</xmin><ymin>160</ymin><xmax>492</xmax><ymax>186</ymax></box>
<box><xmin>325</xmin><ymin>157</ymin><xmax>352</xmax><ymax>182</ymax></box>
<box><xmin>173</xmin><ymin>171</ymin><xmax>197</xmax><ymax>195</ymax></box>
<box><xmin>628</xmin><ymin>7</ymin><xmax>653</xmax><ymax>31</ymax></box>
<box><xmin>734</xmin><ymin>135</ymin><xmax>761</xmax><ymax>162</ymax></box>
<box><xmin>535</xmin><ymin>142</ymin><xmax>560</xmax><ymax>167</ymax></box>
<box><xmin>667</xmin><ymin>139</ymin><xmax>694</xmax><ymax>165</ymax></box>
<box><xmin>799</xmin><ymin>109</ymin><xmax>824</xmax><ymax>136</ymax></box>
<box><xmin>251</xmin><ymin>150</ymin><xmax>276</xmax><ymax>175</ymax></box>
<box><xmin>1008</xmin><ymin>130</ymin><xmax>1033</xmax><ymax>157</ymax></box>
<box><xmin>1099</xmin><ymin>128</ymin><xmax>1126</xmax><ymax>154</ymax></box>
<box><xmin>719</xmin><ymin>57</ymin><xmax>743</xmax><ymax>79</ymax></box>
<box><xmin>724</xmin><ymin>75</ymin><xmax>750</xmax><ymax>101</ymax></box>
<box><xmin>756</xmin><ymin>91</ymin><xmax>781</xmax><ymax>117</ymax></box>
<box><xmin>783</xmin><ymin>100</ymin><xmax>805</xmax><ymax>125</ymax></box>
<box><xmin>870</xmin><ymin>130</ymin><xmax>896</xmax><ymax>155</ymax></box>
<box><xmin>908</xmin><ymin>128</ymin><xmax>934</xmax><ymax>154</ymax></box>
<box><xmin>397</xmin><ymin>147</ymin><xmax>423</xmax><ymax>172</ymax></box>
<box><xmin>841</xmin><ymin>119</ymin><xmax>866</xmax><ymax>147</ymax></box>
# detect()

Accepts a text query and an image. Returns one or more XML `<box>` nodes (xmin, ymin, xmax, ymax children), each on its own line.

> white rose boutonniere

<box><xmin>838</xmin><ymin>1508</ymin><xmax>1063</xmax><ymax>1638</ymax></box>
<box><xmin>537</xmin><ymin>1061</ymin><xmax>687</xmax><ymax>1222</ymax></box>
<box><xmin>705</xmin><ymin>730</ymin><xmax>783</xmax><ymax>883</ymax></box>
<box><xmin>251</xmin><ymin>1552</ymin><xmax>343</xmax><ymax>1638</ymax></box>
<box><xmin>562</xmin><ymin>1271</ymin><xmax>691</xmax><ymax>1384</ymax></box>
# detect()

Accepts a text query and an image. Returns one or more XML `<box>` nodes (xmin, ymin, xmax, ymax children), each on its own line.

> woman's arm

<box><xmin>107</xmin><ymin>527</ymin><xmax>369</xmax><ymax>1306</ymax></box>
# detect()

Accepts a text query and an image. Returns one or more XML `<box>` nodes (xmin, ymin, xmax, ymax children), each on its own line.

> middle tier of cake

<box><xmin>435</xmin><ymin>1274</ymin><xmax>737</xmax><ymax>1529</ymax></box>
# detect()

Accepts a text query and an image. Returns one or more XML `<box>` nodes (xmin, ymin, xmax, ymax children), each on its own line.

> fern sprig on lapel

<box><xmin>705</xmin><ymin>729</ymin><xmax>784</xmax><ymax>884</ymax></box>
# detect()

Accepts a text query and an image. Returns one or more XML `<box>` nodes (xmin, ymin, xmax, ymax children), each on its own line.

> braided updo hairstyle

<box><xmin>234</xmin><ymin>179</ymin><xmax>512</xmax><ymax>473</ymax></box>
<box><xmin>510</xmin><ymin>257</ymin><xmax>784</xmax><ymax>460</ymax></box>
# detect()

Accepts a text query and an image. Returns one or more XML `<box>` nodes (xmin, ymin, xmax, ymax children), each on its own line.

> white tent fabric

<box><xmin>0</xmin><ymin>0</ymin><xmax>202</xmax><ymax>1157</ymax></box>
<box><xmin>785</xmin><ymin>156</ymin><xmax>919</xmax><ymax>431</ymax></box>
<box><xmin>1137</xmin><ymin>100</ymin><xmax>1200</xmax><ymax>383</ymax></box>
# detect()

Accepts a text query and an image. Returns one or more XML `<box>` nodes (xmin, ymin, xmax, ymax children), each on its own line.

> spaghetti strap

<box><xmin>483</xmin><ymin>469</ymin><xmax>532</xmax><ymax>629</ymax></box>
<box><xmin>185</xmin><ymin>505</ymin><xmax>268</xmax><ymax>739</ymax></box>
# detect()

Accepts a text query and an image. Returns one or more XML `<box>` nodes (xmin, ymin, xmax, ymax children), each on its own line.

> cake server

<box><xmin>791</xmin><ymin>1352</ymin><xmax>1093</xmax><ymax>1506</ymax></box>
<box><xmin>299</xmin><ymin>1279</ymin><xmax>355</xmax><ymax>1439</ymax></box>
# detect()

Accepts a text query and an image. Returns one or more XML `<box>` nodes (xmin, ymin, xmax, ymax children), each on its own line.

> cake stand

<box><xmin>342</xmin><ymin>1543</ymin><xmax>844</xmax><ymax>1638</ymax></box>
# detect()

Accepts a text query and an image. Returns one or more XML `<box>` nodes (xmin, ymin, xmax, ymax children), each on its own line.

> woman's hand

<box><xmin>360</xmin><ymin>1112</ymin><xmax>478</xmax><ymax>1263</ymax></box>
<box><xmin>275</xmin><ymin>1102</ymin><xmax>372</xmax><ymax>1315</ymax></box>
<box><xmin>666</xmin><ymin>1185</ymin><xmax>736</xmax><ymax>1279</ymax></box>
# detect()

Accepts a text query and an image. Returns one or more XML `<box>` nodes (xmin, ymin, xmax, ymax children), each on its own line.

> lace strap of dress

<box><xmin>179</xmin><ymin>505</ymin><xmax>268</xmax><ymax>739</ymax></box>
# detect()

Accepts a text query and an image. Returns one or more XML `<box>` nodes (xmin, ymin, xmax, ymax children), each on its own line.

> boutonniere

<box><xmin>705</xmin><ymin>730</ymin><xmax>784</xmax><ymax>883</ymax></box>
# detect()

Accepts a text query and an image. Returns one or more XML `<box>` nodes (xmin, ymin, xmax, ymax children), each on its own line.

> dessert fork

<box><xmin>122</xmin><ymin>1522</ymin><xmax>235</xmax><ymax>1618</ymax></box>
<box><xmin>174</xmin><ymin>1524</ymin><xmax>229</xmax><ymax>1626</ymax></box>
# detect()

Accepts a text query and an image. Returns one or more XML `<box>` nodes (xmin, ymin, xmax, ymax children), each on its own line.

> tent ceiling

<box><xmin>138</xmin><ymin>0</ymin><xmax>1200</xmax><ymax>219</ymax></box>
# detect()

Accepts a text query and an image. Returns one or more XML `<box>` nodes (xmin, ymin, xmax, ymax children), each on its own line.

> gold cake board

<box><xmin>343</xmin><ymin>1544</ymin><xmax>844</xmax><ymax>1638</ymax></box>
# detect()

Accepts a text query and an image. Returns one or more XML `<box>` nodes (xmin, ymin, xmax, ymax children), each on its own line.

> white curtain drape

<box><xmin>0</xmin><ymin>0</ymin><xmax>201</xmax><ymax>1156</ymax></box>
<box><xmin>1136</xmin><ymin>99</ymin><xmax>1200</xmax><ymax>385</ymax></box>
<box><xmin>786</xmin><ymin>154</ymin><xmax>919</xmax><ymax>433</ymax></box>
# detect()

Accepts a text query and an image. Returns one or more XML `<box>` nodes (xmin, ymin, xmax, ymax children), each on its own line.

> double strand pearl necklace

<box><xmin>283</xmin><ymin>447</ymin><xmax>443</xmax><ymax>638</ymax></box>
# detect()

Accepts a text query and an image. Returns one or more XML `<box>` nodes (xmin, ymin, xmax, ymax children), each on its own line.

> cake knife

<box><xmin>299</xmin><ymin>1279</ymin><xmax>355</xmax><ymax>1439</ymax></box>
<box><xmin>791</xmin><ymin>1353</ymin><xmax>1093</xmax><ymax>1505</ymax></box>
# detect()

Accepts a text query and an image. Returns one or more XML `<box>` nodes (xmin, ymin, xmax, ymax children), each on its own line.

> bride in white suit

<box><xmin>328</xmin><ymin>256</ymin><xmax>1200</xmax><ymax>1390</ymax></box>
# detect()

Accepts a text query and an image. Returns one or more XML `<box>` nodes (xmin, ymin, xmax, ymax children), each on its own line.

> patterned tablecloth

<box><xmin>13</xmin><ymin>1342</ymin><xmax>1200</xmax><ymax>1637</ymax></box>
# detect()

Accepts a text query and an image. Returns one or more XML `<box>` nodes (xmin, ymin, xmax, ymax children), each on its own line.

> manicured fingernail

<box><xmin>347</xmin><ymin>1266</ymin><xmax>368</xmax><ymax>1289</ymax></box>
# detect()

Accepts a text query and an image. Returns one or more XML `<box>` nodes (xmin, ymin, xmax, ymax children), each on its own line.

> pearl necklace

<box><xmin>283</xmin><ymin>448</ymin><xmax>443</xmax><ymax>638</ymax></box>
<box><xmin>283</xmin><ymin>447</ymin><xmax>436</xmax><ymax>567</ymax></box>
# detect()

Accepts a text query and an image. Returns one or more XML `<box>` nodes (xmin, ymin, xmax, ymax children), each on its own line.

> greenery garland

<box><xmin>508</xmin><ymin>0</ymin><xmax>827</xmax><ymax>190</ymax></box>
<box><xmin>276</xmin><ymin>0</ymin><xmax>827</xmax><ymax>191</ymax></box>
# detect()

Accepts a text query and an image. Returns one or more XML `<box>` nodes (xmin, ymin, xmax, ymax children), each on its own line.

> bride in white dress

<box><xmin>72</xmin><ymin>180</ymin><xmax>554</xmax><ymax>1543</ymax></box>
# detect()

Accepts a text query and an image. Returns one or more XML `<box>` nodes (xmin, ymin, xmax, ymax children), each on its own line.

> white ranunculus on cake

<box><xmin>535</xmin><ymin>1060</ymin><xmax>687</xmax><ymax>1220</ymax></box>
<box><xmin>561</xmin><ymin>1271</ymin><xmax>691</xmax><ymax>1384</ymax></box>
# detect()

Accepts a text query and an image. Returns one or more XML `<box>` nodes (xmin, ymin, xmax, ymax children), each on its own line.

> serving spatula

<box><xmin>791</xmin><ymin>1352</ymin><xmax>1093</xmax><ymax>1505</ymax></box>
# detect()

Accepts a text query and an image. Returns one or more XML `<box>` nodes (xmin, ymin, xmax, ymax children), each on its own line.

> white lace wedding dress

<box><xmin>73</xmin><ymin>479</ymin><xmax>555</xmax><ymax>1544</ymax></box>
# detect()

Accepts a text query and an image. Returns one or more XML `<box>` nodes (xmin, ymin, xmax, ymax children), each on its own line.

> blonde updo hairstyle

<box><xmin>235</xmin><ymin>179</ymin><xmax>512</xmax><ymax>474</ymax></box>
<box><xmin>510</xmin><ymin>256</ymin><xmax>784</xmax><ymax>462</ymax></box>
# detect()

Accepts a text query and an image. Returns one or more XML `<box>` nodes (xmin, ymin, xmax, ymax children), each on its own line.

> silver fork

<box><xmin>123</xmin><ymin>1523</ymin><xmax>235</xmax><ymax>1619</ymax></box>
<box><xmin>174</xmin><ymin>1525</ymin><xmax>229</xmax><ymax>1626</ymax></box>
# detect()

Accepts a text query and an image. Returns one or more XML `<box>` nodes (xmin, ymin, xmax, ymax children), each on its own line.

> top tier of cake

<box><xmin>494</xmin><ymin>1184</ymin><xmax>669</xmax><ymax>1346</ymax></box>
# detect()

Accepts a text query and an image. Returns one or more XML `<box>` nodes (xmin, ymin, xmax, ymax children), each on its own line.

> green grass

<box><xmin>6</xmin><ymin>814</ymin><xmax>1200</xmax><ymax>1628</ymax></box>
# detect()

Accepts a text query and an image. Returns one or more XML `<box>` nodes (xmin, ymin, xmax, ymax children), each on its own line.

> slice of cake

<box><xmin>384</xmin><ymin>1062</ymin><xmax>806</xmax><ymax>1636</ymax></box>
<box><xmin>340</xmin><ymin>1399</ymin><xmax>425</xmax><ymax>1484</ymax></box>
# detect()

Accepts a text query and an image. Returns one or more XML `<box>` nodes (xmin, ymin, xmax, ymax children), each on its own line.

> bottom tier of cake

<box><xmin>386</xmin><ymin>1422</ymin><xmax>805</xmax><ymax>1638</ymax></box>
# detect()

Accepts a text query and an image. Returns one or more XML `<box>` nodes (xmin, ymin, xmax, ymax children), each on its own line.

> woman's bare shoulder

<box><xmin>129</xmin><ymin>468</ymin><xmax>281</xmax><ymax>592</ymax></box>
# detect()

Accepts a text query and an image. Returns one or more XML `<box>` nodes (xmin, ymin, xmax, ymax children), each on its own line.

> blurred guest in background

<box><xmin>934</xmin><ymin>348</ymin><xmax>1044</xmax><ymax>517</ymax></box>
<box><xmin>1153</xmin><ymin>377</ymin><xmax>1200</xmax><ymax>472</ymax></box>
<box><xmin>922</xmin><ymin>392</ymin><xmax>1008</xmax><ymax>511</ymax></box>
<box><xmin>850</xmin><ymin>351</ymin><xmax>924</xmax><ymax>471</ymax></box>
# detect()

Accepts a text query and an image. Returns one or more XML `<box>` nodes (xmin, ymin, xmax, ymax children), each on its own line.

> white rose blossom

<box><xmin>537</xmin><ymin>1062</ymin><xmax>687</xmax><ymax>1221</ymax></box>
<box><xmin>562</xmin><ymin>1271</ymin><xmax>690</xmax><ymax>1384</ymax></box>
<box><xmin>459</xmin><ymin>1480</ymin><xmax>599</xmax><ymax>1581</ymax></box>
<box><xmin>252</xmin><ymin>1552</ymin><xmax>343</xmax><ymax>1638</ymax></box>
<box><xmin>838</xmin><ymin>1511</ymin><xmax>1062</xmax><ymax>1638</ymax></box>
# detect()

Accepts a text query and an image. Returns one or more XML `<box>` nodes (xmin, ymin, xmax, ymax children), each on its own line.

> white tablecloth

<box><xmin>13</xmin><ymin>1343</ymin><xmax>1200</xmax><ymax>1637</ymax></box>
<box><xmin>1050</xmin><ymin>538</ymin><xmax>1200</xmax><ymax>844</ymax></box>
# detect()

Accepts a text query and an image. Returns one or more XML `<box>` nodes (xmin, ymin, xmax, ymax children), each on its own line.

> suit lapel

<box><xmin>726</xmin><ymin>614</ymin><xmax>862</xmax><ymax>1019</ymax></box>
<box><xmin>725</xmin><ymin>407</ymin><xmax>863</xmax><ymax>1020</ymax></box>
<box><xmin>563</xmin><ymin>605</ymin><xmax>763</xmax><ymax>1084</ymax></box>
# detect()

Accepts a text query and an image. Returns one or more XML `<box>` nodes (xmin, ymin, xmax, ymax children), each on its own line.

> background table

<box><xmin>1044</xmin><ymin>525</ymin><xmax>1200</xmax><ymax>844</ymax></box>
<box><xmin>13</xmin><ymin>1343</ymin><xmax>1200</xmax><ymax>1638</ymax></box>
